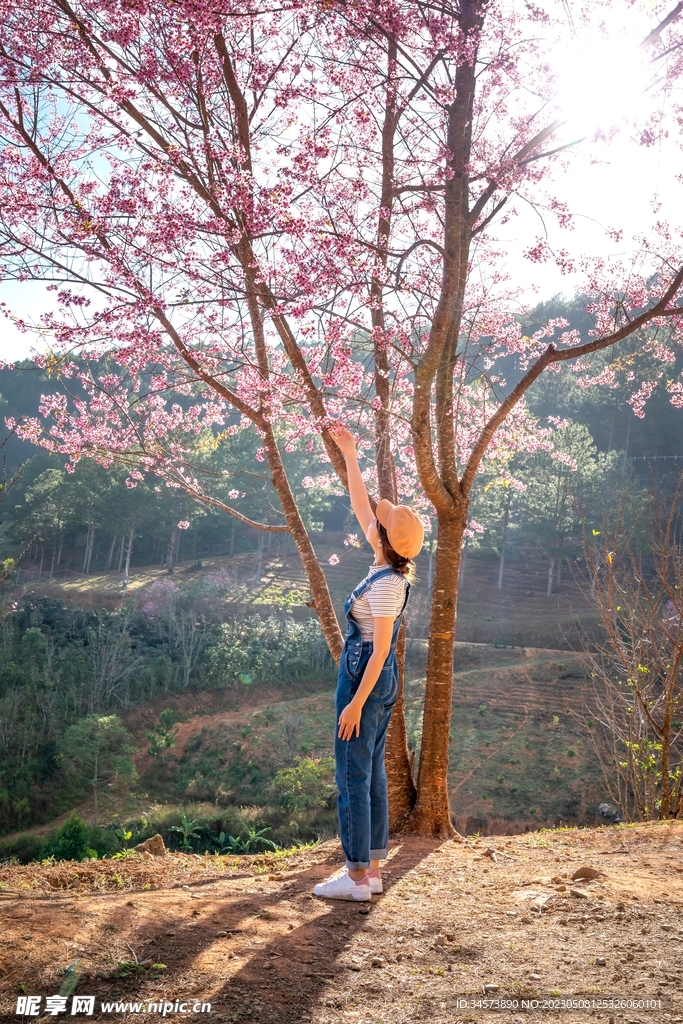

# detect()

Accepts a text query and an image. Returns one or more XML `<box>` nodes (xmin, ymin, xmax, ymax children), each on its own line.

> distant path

<box><xmin>451</xmin><ymin>654</ymin><xmax>581</xmax><ymax>681</ymax></box>
<box><xmin>134</xmin><ymin>692</ymin><xmax>332</xmax><ymax>775</ymax></box>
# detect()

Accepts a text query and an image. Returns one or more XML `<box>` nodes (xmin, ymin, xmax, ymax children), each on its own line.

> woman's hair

<box><xmin>377</xmin><ymin>522</ymin><xmax>416</xmax><ymax>581</ymax></box>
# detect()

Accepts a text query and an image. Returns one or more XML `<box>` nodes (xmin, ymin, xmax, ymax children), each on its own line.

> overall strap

<box><xmin>389</xmin><ymin>579</ymin><xmax>411</xmax><ymax>645</ymax></box>
<box><xmin>397</xmin><ymin>578</ymin><xmax>411</xmax><ymax>618</ymax></box>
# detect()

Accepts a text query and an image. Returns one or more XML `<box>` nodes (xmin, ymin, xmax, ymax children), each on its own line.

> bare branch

<box><xmin>394</xmin><ymin>237</ymin><xmax>446</xmax><ymax>284</ymax></box>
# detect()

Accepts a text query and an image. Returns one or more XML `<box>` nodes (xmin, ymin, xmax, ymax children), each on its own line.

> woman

<box><xmin>313</xmin><ymin>425</ymin><xmax>424</xmax><ymax>901</ymax></box>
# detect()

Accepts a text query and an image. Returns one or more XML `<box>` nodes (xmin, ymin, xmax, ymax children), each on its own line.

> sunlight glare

<box><xmin>554</xmin><ymin>29</ymin><xmax>651</xmax><ymax>136</ymax></box>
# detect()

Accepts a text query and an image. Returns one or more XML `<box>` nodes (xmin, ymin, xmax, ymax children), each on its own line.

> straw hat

<box><xmin>376</xmin><ymin>499</ymin><xmax>425</xmax><ymax>559</ymax></box>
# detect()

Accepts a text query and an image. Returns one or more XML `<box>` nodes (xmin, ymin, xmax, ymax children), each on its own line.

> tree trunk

<box><xmin>404</xmin><ymin>0</ymin><xmax>487</xmax><ymax>836</ymax></box>
<box><xmin>661</xmin><ymin>720</ymin><xmax>671</xmax><ymax>818</ymax></box>
<box><xmin>87</xmin><ymin>527</ymin><xmax>95</xmax><ymax>573</ymax></box>
<box><xmin>261</xmin><ymin>423</ymin><xmax>344</xmax><ymax>662</ymax></box>
<box><xmin>56</xmin><ymin>532</ymin><xmax>62</xmax><ymax>567</ymax></box>
<box><xmin>386</xmin><ymin>621</ymin><xmax>417</xmax><ymax>829</ymax></box>
<box><xmin>166</xmin><ymin>526</ymin><xmax>180</xmax><ymax>574</ymax></box>
<box><xmin>497</xmin><ymin>503</ymin><xmax>510</xmax><ymax>592</ymax></box>
<box><xmin>122</xmin><ymin>522</ymin><xmax>135</xmax><ymax>593</ymax></box>
<box><xmin>255</xmin><ymin>531</ymin><xmax>264</xmax><ymax>578</ymax></box>
<box><xmin>50</xmin><ymin>535</ymin><xmax>57</xmax><ymax>579</ymax></box>
<box><xmin>360</xmin><ymin>32</ymin><xmax>417</xmax><ymax>826</ymax></box>
<box><xmin>547</xmin><ymin>556</ymin><xmax>555</xmax><ymax>599</ymax></box>
<box><xmin>406</xmin><ymin>511</ymin><xmax>466</xmax><ymax>837</ymax></box>
<box><xmin>118</xmin><ymin>533</ymin><xmax>125</xmax><ymax>573</ymax></box>
<box><xmin>427</xmin><ymin>531</ymin><xmax>435</xmax><ymax>597</ymax></box>
<box><xmin>92</xmin><ymin>784</ymin><xmax>98</xmax><ymax>829</ymax></box>
<box><xmin>621</xmin><ymin>416</ymin><xmax>631</xmax><ymax>477</ymax></box>
<box><xmin>106</xmin><ymin>534</ymin><xmax>117</xmax><ymax>571</ymax></box>
<box><xmin>83</xmin><ymin>523</ymin><xmax>94</xmax><ymax>574</ymax></box>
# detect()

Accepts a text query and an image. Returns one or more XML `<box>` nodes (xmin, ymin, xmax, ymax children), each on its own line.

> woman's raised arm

<box><xmin>329</xmin><ymin>426</ymin><xmax>374</xmax><ymax>533</ymax></box>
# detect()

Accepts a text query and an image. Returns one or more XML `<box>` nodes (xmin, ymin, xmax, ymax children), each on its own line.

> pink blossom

<box><xmin>0</xmin><ymin>0</ymin><xmax>679</xmax><ymax>645</ymax></box>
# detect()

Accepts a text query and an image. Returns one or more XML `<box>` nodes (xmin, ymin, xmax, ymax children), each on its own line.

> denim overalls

<box><xmin>334</xmin><ymin>567</ymin><xmax>410</xmax><ymax>870</ymax></box>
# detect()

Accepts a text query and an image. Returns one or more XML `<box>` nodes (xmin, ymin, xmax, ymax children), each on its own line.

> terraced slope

<box><xmin>19</xmin><ymin>536</ymin><xmax>597</xmax><ymax>649</ymax></box>
<box><xmin>127</xmin><ymin>644</ymin><xmax>599</xmax><ymax>840</ymax></box>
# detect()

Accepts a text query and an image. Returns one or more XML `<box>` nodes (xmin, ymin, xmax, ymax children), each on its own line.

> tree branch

<box><xmin>640</xmin><ymin>2</ymin><xmax>683</xmax><ymax>49</ymax></box>
<box><xmin>394</xmin><ymin>237</ymin><xmax>446</xmax><ymax>284</ymax></box>
<box><xmin>461</xmin><ymin>266</ymin><xmax>683</xmax><ymax>495</ymax></box>
<box><xmin>551</xmin><ymin>267</ymin><xmax>683</xmax><ymax>363</ymax></box>
<box><xmin>166</xmin><ymin>485</ymin><xmax>289</xmax><ymax>532</ymax></box>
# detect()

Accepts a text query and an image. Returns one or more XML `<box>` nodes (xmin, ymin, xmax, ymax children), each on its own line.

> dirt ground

<box><xmin>2</xmin><ymin>821</ymin><xmax>683</xmax><ymax>1024</ymax></box>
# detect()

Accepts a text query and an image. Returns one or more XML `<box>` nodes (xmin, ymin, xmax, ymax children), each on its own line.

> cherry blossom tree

<box><xmin>1</xmin><ymin>0</ymin><xmax>683</xmax><ymax>835</ymax></box>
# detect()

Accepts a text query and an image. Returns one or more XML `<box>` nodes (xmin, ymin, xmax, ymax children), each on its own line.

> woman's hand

<box><xmin>330</xmin><ymin>423</ymin><xmax>373</xmax><ymax>531</ymax></box>
<box><xmin>338</xmin><ymin>699</ymin><xmax>362</xmax><ymax>741</ymax></box>
<box><xmin>329</xmin><ymin>424</ymin><xmax>357</xmax><ymax>458</ymax></box>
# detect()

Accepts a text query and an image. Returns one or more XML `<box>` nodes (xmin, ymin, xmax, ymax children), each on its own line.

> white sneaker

<box><xmin>367</xmin><ymin>870</ymin><xmax>383</xmax><ymax>894</ymax></box>
<box><xmin>313</xmin><ymin>870</ymin><xmax>371</xmax><ymax>901</ymax></box>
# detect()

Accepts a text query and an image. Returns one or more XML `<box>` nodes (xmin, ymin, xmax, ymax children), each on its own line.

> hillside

<box><xmin>0</xmin><ymin>529</ymin><xmax>611</xmax><ymax>855</ymax></box>
<box><xmin>129</xmin><ymin>642</ymin><xmax>598</xmax><ymax>838</ymax></box>
<box><xmin>2</xmin><ymin>821</ymin><xmax>683</xmax><ymax>1023</ymax></box>
<box><xmin>17</xmin><ymin>537</ymin><xmax>598</xmax><ymax>649</ymax></box>
<box><xmin>0</xmin><ymin>638</ymin><xmax>601</xmax><ymax>852</ymax></box>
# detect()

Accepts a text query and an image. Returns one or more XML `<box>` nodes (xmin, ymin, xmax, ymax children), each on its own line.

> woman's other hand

<box><xmin>338</xmin><ymin>699</ymin><xmax>362</xmax><ymax>741</ymax></box>
<box><xmin>330</xmin><ymin>424</ymin><xmax>357</xmax><ymax>458</ymax></box>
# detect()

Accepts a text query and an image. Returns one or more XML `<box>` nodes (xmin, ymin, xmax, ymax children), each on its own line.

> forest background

<box><xmin>2</xmin><ymin>297</ymin><xmax>683</xmax><ymax>861</ymax></box>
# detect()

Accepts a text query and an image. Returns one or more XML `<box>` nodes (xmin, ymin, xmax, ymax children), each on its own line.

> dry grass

<box><xmin>3</xmin><ymin>823</ymin><xmax>683</xmax><ymax>1023</ymax></box>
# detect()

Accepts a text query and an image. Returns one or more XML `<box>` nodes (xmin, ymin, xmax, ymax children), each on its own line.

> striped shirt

<box><xmin>350</xmin><ymin>564</ymin><xmax>408</xmax><ymax>641</ymax></box>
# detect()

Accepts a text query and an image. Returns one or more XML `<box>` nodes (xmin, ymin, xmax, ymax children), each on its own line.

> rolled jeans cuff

<box><xmin>345</xmin><ymin>859</ymin><xmax>370</xmax><ymax>871</ymax></box>
<box><xmin>370</xmin><ymin>848</ymin><xmax>387</xmax><ymax>860</ymax></box>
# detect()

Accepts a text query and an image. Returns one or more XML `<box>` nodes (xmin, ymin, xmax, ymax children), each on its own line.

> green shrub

<box><xmin>213</xmin><ymin>825</ymin><xmax>278</xmax><ymax>853</ymax></box>
<box><xmin>0</xmin><ymin>597</ymin><xmax>338</xmax><ymax>835</ymax></box>
<box><xmin>0</xmin><ymin>823</ymin><xmax>123</xmax><ymax>864</ymax></box>
<box><xmin>206</xmin><ymin>616</ymin><xmax>333</xmax><ymax>687</ymax></box>
<box><xmin>87</xmin><ymin>826</ymin><xmax>119</xmax><ymax>858</ymax></box>
<box><xmin>272</xmin><ymin>756</ymin><xmax>336</xmax><ymax>811</ymax></box>
<box><xmin>46</xmin><ymin>814</ymin><xmax>91</xmax><ymax>861</ymax></box>
<box><xmin>169</xmin><ymin>813</ymin><xmax>202</xmax><ymax>850</ymax></box>
<box><xmin>0</xmin><ymin>833</ymin><xmax>47</xmax><ymax>864</ymax></box>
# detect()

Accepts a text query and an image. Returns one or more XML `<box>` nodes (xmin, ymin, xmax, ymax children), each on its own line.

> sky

<box><xmin>499</xmin><ymin>6</ymin><xmax>683</xmax><ymax>303</ymax></box>
<box><xmin>500</xmin><ymin>128</ymin><xmax>681</xmax><ymax>299</ymax></box>
<box><xmin>0</xmin><ymin>1</ymin><xmax>680</xmax><ymax>362</ymax></box>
